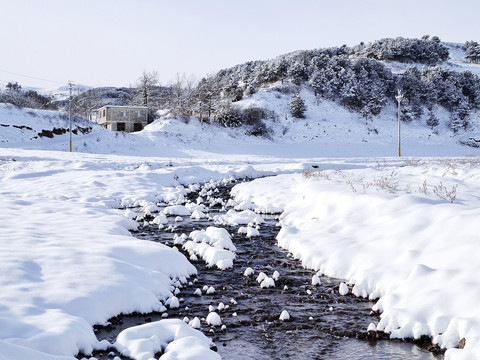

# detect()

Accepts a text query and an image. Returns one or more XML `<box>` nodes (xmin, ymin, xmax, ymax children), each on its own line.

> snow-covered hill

<box><xmin>2</xmin><ymin>80</ymin><xmax>480</xmax><ymax>159</ymax></box>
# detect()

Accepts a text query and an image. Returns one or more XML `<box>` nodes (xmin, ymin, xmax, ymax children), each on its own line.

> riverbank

<box><xmin>0</xmin><ymin>148</ymin><xmax>478</xmax><ymax>359</ymax></box>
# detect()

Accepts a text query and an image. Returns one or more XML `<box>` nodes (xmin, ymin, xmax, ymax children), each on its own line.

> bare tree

<box><xmin>71</xmin><ymin>89</ymin><xmax>102</xmax><ymax>121</ymax></box>
<box><xmin>135</xmin><ymin>70</ymin><xmax>159</xmax><ymax>107</ymax></box>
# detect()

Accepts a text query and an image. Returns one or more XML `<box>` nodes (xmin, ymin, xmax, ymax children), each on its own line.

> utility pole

<box><xmin>68</xmin><ymin>81</ymin><xmax>73</xmax><ymax>152</ymax></box>
<box><xmin>395</xmin><ymin>89</ymin><xmax>404</xmax><ymax>157</ymax></box>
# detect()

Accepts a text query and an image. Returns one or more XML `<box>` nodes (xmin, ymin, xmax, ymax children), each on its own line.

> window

<box><xmin>116</xmin><ymin>122</ymin><xmax>126</xmax><ymax>131</ymax></box>
<box><xmin>121</xmin><ymin>110</ymin><xmax>127</xmax><ymax>117</ymax></box>
<box><xmin>134</xmin><ymin>123</ymin><xmax>143</xmax><ymax>132</ymax></box>
<box><xmin>102</xmin><ymin>109</ymin><xmax>106</xmax><ymax>117</ymax></box>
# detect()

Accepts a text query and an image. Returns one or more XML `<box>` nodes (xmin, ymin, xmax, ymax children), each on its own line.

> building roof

<box><xmin>97</xmin><ymin>105</ymin><xmax>148</xmax><ymax>110</ymax></box>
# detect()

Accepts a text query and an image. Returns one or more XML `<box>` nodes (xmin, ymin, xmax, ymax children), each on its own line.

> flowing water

<box><xmin>86</xmin><ymin>180</ymin><xmax>444</xmax><ymax>360</ymax></box>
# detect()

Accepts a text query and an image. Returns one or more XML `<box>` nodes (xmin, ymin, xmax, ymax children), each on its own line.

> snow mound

<box><xmin>183</xmin><ymin>227</ymin><xmax>236</xmax><ymax>269</ymax></box>
<box><xmin>114</xmin><ymin>319</ymin><xmax>219</xmax><ymax>360</ymax></box>
<box><xmin>213</xmin><ymin>209</ymin><xmax>264</xmax><ymax>226</ymax></box>
<box><xmin>164</xmin><ymin>205</ymin><xmax>191</xmax><ymax>216</ymax></box>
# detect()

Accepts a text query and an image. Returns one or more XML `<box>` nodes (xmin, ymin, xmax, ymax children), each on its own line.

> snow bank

<box><xmin>231</xmin><ymin>159</ymin><xmax>480</xmax><ymax>359</ymax></box>
<box><xmin>0</xmin><ymin>150</ymin><xmax>233</xmax><ymax>359</ymax></box>
<box><xmin>114</xmin><ymin>319</ymin><xmax>220</xmax><ymax>360</ymax></box>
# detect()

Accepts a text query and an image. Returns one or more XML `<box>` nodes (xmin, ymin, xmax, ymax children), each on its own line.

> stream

<box><xmin>86</xmin><ymin>179</ymin><xmax>444</xmax><ymax>360</ymax></box>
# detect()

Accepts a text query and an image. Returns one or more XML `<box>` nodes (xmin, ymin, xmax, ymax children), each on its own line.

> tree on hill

<box><xmin>6</xmin><ymin>82</ymin><xmax>21</xmax><ymax>92</ymax></box>
<box><xmin>426</xmin><ymin>110</ymin><xmax>439</xmax><ymax>129</ymax></box>
<box><xmin>352</xmin><ymin>36</ymin><xmax>449</xmax><ymax>64</ymax></box>
<box><xmin>0</xmin><ymin>82</ymin><xmax>56</xmax><ymax>110</ymax></box>
<box><xmin>465</xmin><ymin>41</ymin><xmax>480</xmax><ymax>63</ymax></box>
<box><xmin>290</xmin><ymin>93</ymin><xmax>307</xmax><ymax>118</ymax></box>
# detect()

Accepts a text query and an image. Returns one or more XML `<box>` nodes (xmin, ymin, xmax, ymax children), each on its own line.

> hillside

<box><xmin>2</xmin><ymin>37</ymin><xmax>480</xmax><ymax>158</ymax></box>
<box><xmin>1</xmin><ymin>85</ymin><xmax>480</xmax><ymax>158</ymax></box>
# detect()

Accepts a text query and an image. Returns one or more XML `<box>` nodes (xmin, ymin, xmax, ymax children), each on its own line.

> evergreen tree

<box><xmin>465</xmin><ymin>41</ymin><xmax>480</xmax><ymax>63</ymax></box>
<box><xmin>426</xmin><ymin>110</ymin><xmax>439</xmax><ymax>129</ymax></box>
<box><xmin>290</xmin><ymin>93</ymin><xmax>307</xmax><ymax>118</ymax></box>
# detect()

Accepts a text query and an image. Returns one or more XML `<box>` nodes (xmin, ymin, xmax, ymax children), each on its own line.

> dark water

<box><xmin>86</xmin><ymin>180</ymin><xmax>443</xmax><ymax>360</ymax></box>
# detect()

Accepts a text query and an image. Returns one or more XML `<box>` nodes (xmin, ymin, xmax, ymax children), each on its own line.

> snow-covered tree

<box><xmin>465</xmin><ymin>41</ymin><xmax>480</xmax><ymax>63</ymax></box>
<box><xmin>290</xmin><ymin>93</ymin><xmax>307</xmax><ymax>118</ymax></box>
<box><xmin>426</xmin><ymin>110</ymin><xmax>439</xmax><ymax>129</ymax></box>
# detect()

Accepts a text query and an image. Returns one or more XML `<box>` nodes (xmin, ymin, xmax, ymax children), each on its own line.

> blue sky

<box><xmin>1</xmin><ymin>0</ymin><xmax>480</xmax><ymax>89</ymax></box>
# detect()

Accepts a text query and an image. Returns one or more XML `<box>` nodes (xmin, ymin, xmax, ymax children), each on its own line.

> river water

<box><xmin>87</xmin><ymin>180</ymin><xmax>444</xmax><ymax>360</ymax></box>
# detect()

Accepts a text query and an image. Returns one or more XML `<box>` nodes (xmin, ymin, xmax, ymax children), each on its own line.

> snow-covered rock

<box><xmin>279</xmin><ymin>310</ymin><xmax>290</xmax><ymax>321</ymax></box>
<box><xmin>206</xmin><ymin>312</ymin><xmax>222</xmax><ymax>326</ymax></box>
<box><xmin>114</xmin><ymin>319</ymin><xmax>219</xmax><ymax>360</ymax></box>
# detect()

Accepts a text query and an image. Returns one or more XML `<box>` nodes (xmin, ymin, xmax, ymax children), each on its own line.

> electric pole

<box><xmin>68</xmin><ymin>81</ymin><xmax>73</xmax><ymax>152</ymax></box>
<box><xmin>395</xmin><ymin>89</ymin><xmax>404</xmax><ymax>157</ymax></box>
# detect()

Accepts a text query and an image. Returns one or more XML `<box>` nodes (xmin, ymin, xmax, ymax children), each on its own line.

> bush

<box><xmin>215</xmin><ymin>106</ymin><xmax>243</xmax><ymax>127</ymax></box>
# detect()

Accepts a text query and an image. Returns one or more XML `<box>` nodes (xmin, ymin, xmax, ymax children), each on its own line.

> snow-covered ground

<box><xmin>1</xmin><ymin>68</ymin><xmax>480</xmax><ymax>360</ymax></box>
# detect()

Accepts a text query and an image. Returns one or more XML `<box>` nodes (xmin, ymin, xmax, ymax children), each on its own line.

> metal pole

<box><xmin>395</xmin><ymin>90</ymin><xmax>403</xmax><ymax>157</ymax></box>
<box><xmin>68</xmin><ymin>81</ymin><xmax>73</xmax><ymax>152</ymax></box>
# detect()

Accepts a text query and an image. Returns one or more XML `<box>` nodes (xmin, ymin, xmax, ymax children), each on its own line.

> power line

<box><xmin>0</xmin><ymin>68</ymin><xmax>66</xmax><ymax>85</ymax></box>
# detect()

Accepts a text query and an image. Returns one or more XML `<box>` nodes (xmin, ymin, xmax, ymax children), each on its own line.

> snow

<box><xmin>243</xmin><ymin>267</ymin><xmax>254</xmax><ymax>277</ymax></box>
<box><xmin>312</xmin><ymin>275</ymin><xmax>321</xmax><ymax>286</ymax></box>
<box><xmin>114</xmin><ymin>319</ymin><xmax>219</xmax><ymax>360</ymax></box>
<box><xmin>183</xmin><ymin>227</ymin><xmax>236</xmax><ymax>270</ymax></box>
<box><xmin>256</xmin><ymin>272</ymin><xmax>267</xmax><ymax>283</ymax></box>
<box><xmin>237</xmin><ymin>225</ymin><xmax>260</xmax><ymax>237</ymax></box>
<box><xmin>2</xmin><ymin>52</ymin><xmax>480</xmax><ymax>359</ymax></box>
<box><xmin>339</xmin><ymin>282</ymin><xmax>349</xmax><ymax>296</ymax></box>
<box><xmin>279</xmin><ymin>310</ymin><xmax>290</xmax><ymax>321</ymax></box>
<box><xmin>213</xmin><ymin>209</ymin><xmax>264</xmax><ymax>226</ymax></box>
<box><xmin>260</xmin><ymin>277</ymin><xmax>275</xmax><ymax>289</ymax></box>
<box><xmin>205</xmin><ymin>312</ymin><xmax>222</xmax><ymax>327</ymax></box>
<box><xmin>231</xmin><ymin>158</ymin><xmax>480</xmax><ymax>359</ymax></box>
